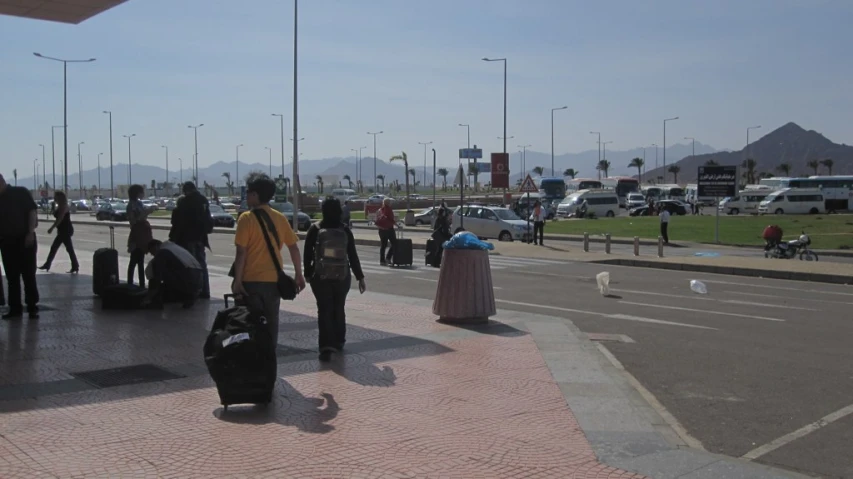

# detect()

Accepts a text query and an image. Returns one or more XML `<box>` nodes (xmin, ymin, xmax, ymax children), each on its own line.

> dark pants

<box><xmin>43</xmin><ymin>234</ymin><xmax>79</xmax><ymax>270</ymax></box>
<box><xmin>661</xmin><ymin>222</ymin><xmax>669</xmax><ymax>243</ymax></box>
<box><xmin>533</xmin><ymin>221</ymin><xmax>545</xmax><ymax>245</ymax></box>
<box><xmin>310</xmin><ymin>276</ymin><xmax>352</xmax><ymax>351</ymax></box>
<box><xmin>242</xmin><ymin>281</ymin><xmax>281</xmax><ymax>358</ymax></box>
<box><xmin>0</xmin><ymin>237</ymin><xmax>39</xmax><ymax>314</ymax></box>
<box><xmin>182</xmin><ymin>241</ymin><xmax>210</xmax><ymax>298</ymax></box>
<box><xmin>148</xmin><ymin>255</ymin><xmax>202</xmax><ymax>305</ymax></box>
<box><xmin>379</xmin><ymin>229</ymin><xmax>396</xmax><ymax>263</ymax></box>
<box><xmin>128</xmin><ymin>248</ymin><xmax>146</xmax><ymax>287</ymax></box>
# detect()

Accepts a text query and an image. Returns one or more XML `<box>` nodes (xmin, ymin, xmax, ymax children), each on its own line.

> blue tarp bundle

<box><xmin>442</xmin><ymin>231</ymin><xmax>495</xmax><ymax>251</ymax></box>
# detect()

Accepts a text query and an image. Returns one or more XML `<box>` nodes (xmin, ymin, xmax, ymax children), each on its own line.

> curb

<box><xmin>593</xmin><ymin>258</ymin><xmax>851</xmax><ymax>285</ymax></box>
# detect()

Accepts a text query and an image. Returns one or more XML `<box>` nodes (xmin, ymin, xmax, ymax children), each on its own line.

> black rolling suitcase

<box><xmin>101</xmin><ymin>283</ymin><xmax>148</xmax><ymax>310</ymax></box>
<box><xmin>204</xmin><ymin>294</ymin><xmax>277</xmax><ymax>410</ymax></box>
<box><xmin>0</xmin><ymin>266</ymin><xmax>5</xmax><ymax>306</ymax></box>
<box><xmin>93</xmin><ymin>226</ymin><xmax>119</xmax><ymax>296</ymax></box>
<box><xmin>425</xmin><ymin>238</ymin><xmax>442</xmax><ymax>267</ymax></box>
<box><xmin>392</xmin><ymin>227</ymin><xmax>413</xmax><ymax>267</ymax></box>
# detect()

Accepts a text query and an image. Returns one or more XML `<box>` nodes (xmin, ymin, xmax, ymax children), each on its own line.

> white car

<box><xmin>452</xmin><ymin>205</ymin><xmax>531</xmax><ymax>242</ymax></box>
<box><xmin>626</xmin><ymin>193</ymin><xmax>646</xmax><ymax>209</ymax></box>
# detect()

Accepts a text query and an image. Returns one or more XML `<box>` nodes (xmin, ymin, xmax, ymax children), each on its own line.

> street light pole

<box><xmin>684</xmin><ymin>137</ymin><xmax>695</xmax><ymax>158</ymax></box>
<box><xmin>292</xmin><ymin>0</ymin><xmax>300</xmax><ymax>214</ymax></box>
<box><xmin>367</xmin><ymin>131</ymin><xmax>383</xmax><ymax>191</ymax></box>
<box><xmin>122</xmin><ymin>134</ymin><xmax>135</xmax><ymax>185</ymax></box>
<box><xmin>178</xmin><ymin>158</ymin><xmax>183</xmax><ymax>185</ymax></box>
<box><xmin>551</xmin><ymin>106</ymin><xmax>567</xmax><ymax>177</ymax></box>
<box><xmin>458</xmin><ymin>123</ymin><xmax>471</xmax><ymax>167</ymax></box>
<box><xmin>161</xmin><ymin>145</ymin><xmax>169</xmax><ymax>192</ymax></box>
<box><xmin>34</xmin><ymin>53</ymin><xmax>96</xmax><ymax>196</ymax></box>
<box><xmin>97</xmin><ymin>152</ymin><xmax>103</xmax><ymax>194</ymax></box>
<box><xmin>517</xmin><ymin>144</ymin><xmax>531</xmax><ymax>176</ymax></box>
<box><xmin>590</xmin><ymin>131</ymin><xmax>601</xmax><ymax>174</ymax></box>
<box><xmin>102</xmin><ymin>111</ymin><xmax>114</xmax><ymax>197</ymax></box>
<box><xmin>51</xmin><ymin>125</ymin><xmax>62</xmax><ymax>194</ymax></box>
<box><xmin>601</xmin><ymin>141</ymin><xmax>613</xmax><ymax>179</ymax></box>
<box><xmin>76</xmin><ymin>141</ymin><xmax>84</xmax><ymax>198</ymax></box>
<box><xmin>663</xmin><ymin>116</ymin><xmax>679</xmax><ymax>177</ymax></box>
<box><xmin>746</xmin><ymin>125</ymin><xmax>761</xmax><ymax>158</ymax></box>
<box><xmin>272</xmin><ymin>113</ymin><xmax>285</xmax><ymax>181</ymax></box>
<box><xmin>187</xmin><ymin>124</ymin><xmax>204</xmax><ymax>185</ymax></box>
<box><xmin>290</xmin><ymin>137</ymin><xmax>305</xmax><ymax>200</ymax></box>
<box><xmin>38</xmin><ymin>144</ymin><xmax>46</xmax><ymax>191</ymax></box>
<box><xmin>235</xmin><ymin>144</ymin><xmax>244</xmax><ymax>188</ymax></box>
<box><xmin>418</xmin><ymin>141</ymin><xmax>433</xmax><ymax>187</ymax></box>
<box><xmin>651</xmin><ymin>143</ymin><xmax>658</xmax><ymax>170</ymax></box>
<box><xmin>265</xmin><ymin>146</ymin><xmax>272</xmax><ymax>176</ymax></box>
<box><xmin>357</xmin><ymin>146</ymin><xmax>367</xmax><ymax>191</ymax></box>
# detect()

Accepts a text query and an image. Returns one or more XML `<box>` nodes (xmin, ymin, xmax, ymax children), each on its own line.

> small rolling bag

<box><xmin>93</xmin><ymin>226</ymin><xmax>119</xmax><ymax>296</ymax></box>
<box><xmin>392</xmin><ymin>227</ymin><xmax>413</xmax><ymax>267</ymax></box>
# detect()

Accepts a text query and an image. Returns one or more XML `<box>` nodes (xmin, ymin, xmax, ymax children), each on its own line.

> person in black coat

<box><xmin>0</xmin><ymin>174</ymin><xmax>40</xmax><ymax>319</ymax></box>
<box><xmin>169</xmin><ymin>182</ymin><xmax>213</xmax><ymax>299</ymax></box>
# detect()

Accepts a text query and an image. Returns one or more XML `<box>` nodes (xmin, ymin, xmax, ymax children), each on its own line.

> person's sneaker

<box><xmin>318</xmin><ymin>350</ymin><xmax>333</xmax><ymax>362</ymax></box>
<box><xmin>379</xmin><ymin>260</ymin><xmax>387</xmax><ymax>266</ymax></box>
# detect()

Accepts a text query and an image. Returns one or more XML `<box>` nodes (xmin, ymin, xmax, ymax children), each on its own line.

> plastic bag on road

<box><xmin>690</xmin><ymin>280</ymin><xmax>707</xmax><ymax>294</ymax></box>
<box><xmin>442</xmin><ymin>231</ymin><xmax>495</xmax><ymax>251</ymax></box>
<box><xmin>596</xmin><ymin>272</ymin><xmax>611</xmax><ymax>296</ymax></box>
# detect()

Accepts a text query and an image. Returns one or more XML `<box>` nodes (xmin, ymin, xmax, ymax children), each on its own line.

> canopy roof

<box><xmin>0</xmin><ymin>0</ymin><xmax>126</xmax><ymax>24</ymax></box>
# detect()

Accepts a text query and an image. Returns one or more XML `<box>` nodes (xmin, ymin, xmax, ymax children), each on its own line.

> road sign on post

<box><xmin>697</xmin><ymin>165</ymin><xmax>738</xmax><ymax>244</ymax></box>
<box><xmin>458</xmin><ymin>148</ymin><xmax>483</xmax><ymax>159</ymax></box>
<box><xmin>491</xmin><ymin>153</ymin><xmax>509</xmax><ymax>189</ymax></box>
<box><xmin>519</xmin><ymin>174</ymin><xmax>538</xmax><ymax>193</ymax></box>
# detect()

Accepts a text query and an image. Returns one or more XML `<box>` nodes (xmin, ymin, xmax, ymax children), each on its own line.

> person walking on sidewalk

<box><xmin>0</xmin><ymin>173</ymin><xmax>40</xmax><ymax>320</ymax></box>
<box><xmin>170</xmin><ymin>181</ymin><xmax>214</xmax><ymax>299</ymax></box>
<box><xmin>126</xmin><ymin>184</ymin><xmax>153</xmax><ymax>288</ymax></box>
<box><xmin>660</xmin><ymin>207</ymin><xmax>671</xmax><ymax>244</ymax></box>
<box><xmin>303</xmin><ymin>197</ymin><xmax>366</xmax><ymax>362</ymax></box>
<box><xmin>38</xmin><ymin>191</ymin><xmax>79</xmax><ymax>274</ymax></box>
<box><xmin>375</xmin><ymin>198</ymin><xmax>396</xmax><ymax>265</ymax></box>
<box><xmin>530</xmin><ymin>200</ymin><xmax>547</xmax><ymax>245</ymax></box>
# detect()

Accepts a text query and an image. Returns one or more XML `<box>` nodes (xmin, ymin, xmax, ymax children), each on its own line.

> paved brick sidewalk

<box><xmin>0</xmin><ymin>262</ymin><xmax>648</xmax><ymax>478</ymax></box>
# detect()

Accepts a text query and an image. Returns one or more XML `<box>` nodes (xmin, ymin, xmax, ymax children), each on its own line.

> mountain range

<box><xmin>642</xmin><ymin>122</ymin><xmax>853</xmax><ymax>184</ymax></box>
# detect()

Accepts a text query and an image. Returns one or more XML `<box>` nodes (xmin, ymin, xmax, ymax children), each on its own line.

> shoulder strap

<box><xmin>252</xmin><ymin>209</ymin><xmax>283</xmax><ymax>273</ymax></box>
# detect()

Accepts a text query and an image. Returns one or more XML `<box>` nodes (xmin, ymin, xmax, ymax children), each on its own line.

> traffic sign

<box><xmin>458</xmin><ymin>148</ymin><xmax>483</xmax><ymax>159</ymax></box>
<box><xmin>519</xmin><ymin>174</ymin><xmax>538</xmax><ymax>193</ymax></box>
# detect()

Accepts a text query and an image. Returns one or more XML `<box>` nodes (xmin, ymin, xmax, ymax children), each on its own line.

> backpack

<box><xmin>314</xmin><ymin>227</ymin><xmax>350</xmax><ymax>281</ymax></box>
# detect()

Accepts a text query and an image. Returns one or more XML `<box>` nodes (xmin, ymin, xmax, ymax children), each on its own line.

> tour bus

<box><xmin>537</xmin><ymin>177</ymin><xmax>567</xmax><ymax>201</ymax></box>
<box><xmin>758</xmin><ymin>188</ymin><xmax>825</xmax><ymax>215</ymax></box>
<box><xmin>566</xmin><ymin>178</ymin><xmax>603</xmax><ymax>194</ymax></box>
<box><xmin>330</xmin><ymin>188</ymin><xmax>357</xmax><ymax>201</ymax></box>
<box><xmin>600</xmin><ymin>176</ymin><xmax>640</xmax><ymax>208</ymax></box>
<box><xmin>658</xmin><ymin>184</ymin><xmax>685</xmax><ymax>201</ymax></box>
<box><xmin>778</xmin><ymin>176</ymin><xmax>853</xmax><ymax>212</ymax></box>
<box><xmin>758</xmin><ymin>177</ymin><xmax>790</xmax><ymax>190</ymax></box>
<box><xmin>718</xmin><ymin>189</ymin><xmax>773</xmax><ymax>215</ymax></box>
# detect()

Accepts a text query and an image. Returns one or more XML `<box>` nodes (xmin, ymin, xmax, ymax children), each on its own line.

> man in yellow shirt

<box><xmin>232</xmin><ymin>175</ymin><xmax>305</xmax><ymax>351</ymax></box>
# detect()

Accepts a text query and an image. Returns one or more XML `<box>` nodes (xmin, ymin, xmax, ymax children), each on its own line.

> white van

<box><xmin>556</xmin><ymin>189</ymin><xmax>620</xmax><ymax>218</ymax></box>
<box><xmin>719</xmin><ymin>189</ymin><xmax>772</xmax><ymax>215</ymax></box>
<box><xmin>685</xmin><ymin>184</ymin><xmax>716</xmax><ymax>206</ymax></box>
<box><xmin>330</xmin><ymin>188</ymin><xmax>357</xmax><ymax>201</ymax></box>
<box><xmin>758</xmin><ymin>188</ymin><xmax>825</xmax><ymax>215</ymax></box>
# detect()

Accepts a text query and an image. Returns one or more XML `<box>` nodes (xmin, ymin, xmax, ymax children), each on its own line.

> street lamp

<box><xmin>746</xmin><ymin>125</ymin><xmax>761</xmax><ymax>158</ymax></box>
<box><xmin>663</xmin><ymin>116</ymin><xmax>679</xmax><ymax>174</ymax></box>
<box><xmin>38</xmin><ymin>144</ymin><xmax>46</xmax><ymax>191</ymax></box>
<box><xmin>97</xmin><ymin>152</ymin><xmax>103</xmax><ymax>193</ymax></box>
<box><xmin>102</xmin><ymin>111</ymin><xmax>114</xmax><ymax>197</ymax></box>
<box><xmin>517</xmin><ymin>144</ymin><xmax>531</xmax><ymax>176</ymax></box>
<box><xmin>51</xmin><ymin>125</ymin><xmax>63</xmax><ymax>194</ymax></box>
<box><xmin>235</xmin><ymin>144</ymin><xmax>244</xmax><ymax>188</ymax></box>
<box><xmin>367</xmin><ymin>131</ymin><xmax>383</xmax><ymax>191</ymax></box>
<box><xmin>76</xmin><ymin>141</ymin><xmax>85</xmax><ymax>198</ymax></box>
<box><xmin>161</xmin><ymin>145</ymin><xmax>169</xmax><ymax>192</ymax></box>
<box><xmin>482</xmin><ymin>58</ymin><xmax>508</xmax><ymax>154</ymax></box>
<box><xmin>458</xmin><ymin>123</ymin><xmax>471</xmax><ymax>166</ymax></box>
<box><xmin>684</xmin><ymin>137</ymin><xmax>695</xmax><ymax>158</ymax></box>
<box><xmin>590</xmin><ymin>131</ymin><xmax>601</xmax><ymax>171</ymax></box>
<box><xmin>187</xmin><ymin>124</ymin><xmax>204</xmax><ymax>185</ymax></box>
<box><xmin>290</xmin><ymin>137</ymin><xmax>305</xmax><ymax>200</ymax></box>
<box><xmin>601</xmin><ymin>141</ymin><xmax>613</xmax><ymax>179</ymax></box>
<box><xmin>34</xmin><ymin>52</ymin><xmax>96</xmax><ymax>195</ymax></box>
<box><xmin>33</xmin><ymin>159</ymin><xmax>39</xmax><ymax>193</ymax></box>
<box><xmin>122</xmin><ymin>134</ymin><xmax>135</xmax><ymax>185</ymax></box>
<box><xmin>551</xmin><ymin>106</ymin><xmax>567</xmax><ymax>176</ymax></box>
<box><xmin>418</xmin><ymin>141</ymin><xmax>433</xmax><ymax>187</ymax></box>
<box><xmin>265</xmin><ymin>146</ymin><xmax>272</xmax><ymax>176</ymax></box>
<box><xmin>272</xmin><ymin>113</ymin><xmax>285</xmax><ymax>180</ymax></box>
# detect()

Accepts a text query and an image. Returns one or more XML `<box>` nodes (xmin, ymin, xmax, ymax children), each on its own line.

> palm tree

<box><xmin>821</xmin><ymin>158</ymin><xmax>834</xmax><ymax>175</ymax></box>
<box><xmin>376</xmin><ymin>174</ymin><xmax>385</xmax><ymax>193</ymax></box>
<box><xmin>628</xmin><ymin>157</ymin><xmax>644</xmax><ymax>183</ymax></box>
<box><xmin>221</xmin><ymin>172</ymin><xmax>234</xmax><ymax>196</ymax></box>
<box><xmin>776</xmin><ymin>162</ymin><xmax>792</xmax><ymax>177</ymax></box>
<box><xmin>342</xmin><ymin>174</ymin><xmax>353</xmax><ymax>189</ymax></box>
<box><xmin>667</xmin><ymin>165</ymin><xmax>681</xmax><ymax>183</ymax></box>
<box><xmin>741</xmin><ymin>158</ymin><xmax>757</xmax><ymax>184</ymax></box>
<box><xmin>389</xmin><ymin>152</ymin><xmax>412</xmax><ymax>210</ymax></box>
<box><xmin>408</xmin><ymin>168</ymin><xmax>417</xmax><ymax>192</ymax></box>
<box><xmin>467</xmin><ymin>162</ymin><xmax>478</xmax><ymax>190</ymax></box>
<box><xmin>314</xmin><ymin>174</ymin><xmax>324</xmax><ymax>194</ymax></box>
<box><xmin>704</xmin><ymin>159</ymin><xmax>719</xmax><ymax>166</ymax></box>
<box><xmin>563</xmin><ymin>168</ymin><xmax>577</xmax><ymax>179</ymax></box>
<box><xmin>807</xmin><ymin>160</ymin><xmax>820</xmax><ymax>176</ymax></box>
<box><xmin>532</xmin><ymin>166</ymin><xmax>544</xmax><ymax>177</ymax></box>
<box><xmin>438</xmin><ymin>168</ymin><xmax>449</xmax><ymax>191</ymax></box>
<box><xmin>596</xmin><ymin>159</ymin><xmax>611</xmax><ymax>178</ymax></box>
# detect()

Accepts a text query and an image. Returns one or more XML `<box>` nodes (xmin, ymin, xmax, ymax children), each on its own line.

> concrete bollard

<box><xmin>657</xmin><ymin>235</ymin><xmax>664</xmax><ymax>258</ymax></box>
<box><xmin>605</xmin><ymin>234</ymin><xmax>611</xmax><ymax>254</ymax></box>
<box><xmin>633</xmin><ymin>236</ymin><xmax>640</xmax><ymax>256</ymax></box>
<box><xmin>583</xmin><ymin>232</ymin><xmax>589</xmax><ymax>252</ymax></box>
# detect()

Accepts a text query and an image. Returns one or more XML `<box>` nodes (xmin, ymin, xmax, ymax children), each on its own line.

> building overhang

<box><xmin>0</xmin><ymin>0</ymin><xmax>127</xmax><ymax>25</ymax></box>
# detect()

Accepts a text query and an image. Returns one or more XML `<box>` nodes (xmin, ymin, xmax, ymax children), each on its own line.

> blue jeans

<box><xmin>185</xmin><ymin>242</ymin><xmax>210</xmax><ymax>298</ymax></box>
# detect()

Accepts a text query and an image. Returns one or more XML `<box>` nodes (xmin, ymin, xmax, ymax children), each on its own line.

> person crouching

<box><xmin>143</xmin><ymin>240</ymin><xmax>203</xmax><ymax>309</ymax></box>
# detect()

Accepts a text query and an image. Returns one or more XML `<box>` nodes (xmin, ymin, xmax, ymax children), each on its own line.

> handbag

<box><xmin>252</xmin><ymin>209</ymin><xmax>298</xmax><ymax>300</ymax></box>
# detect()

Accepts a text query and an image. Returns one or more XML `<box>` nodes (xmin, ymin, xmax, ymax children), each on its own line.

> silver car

<box><xmin>452</xmin><ymin>205</ymin><xmax>531</xmax><ymax>242</ymax></box>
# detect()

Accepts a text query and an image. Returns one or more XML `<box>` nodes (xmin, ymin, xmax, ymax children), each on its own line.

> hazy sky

<box><xmin>2</xmin><ymin>0</ymin><xmax>851</xmax><ymax>179</ymax></box>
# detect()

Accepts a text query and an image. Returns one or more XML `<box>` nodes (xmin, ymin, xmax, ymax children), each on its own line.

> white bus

<box><xmin>566</xmin><ymin>178</ymin><xmax>603</xmax><ymax>194</ymax></box>
<box><xmin>779</xmin><ymin>176</ymin><xmax>853</xmax><ymax>212</ymax></box>
<box><xmin>656</xmin><ymin>184</ymin><xmax>685</xmax><ymax>201</ymax></box>
<box><xmin>758</xmin><ymin>188</ymin><xmax>825</xmax><ymax>215</ymax></box>
<box><xmin>759</xmin><ymin>177</ymin><xmax>790</xmax><ymax>189</ymax></box>
<box><xmin>600</xmin><ymin>176</ymin><xmax>640</xmax><ymax>208</ymax></box>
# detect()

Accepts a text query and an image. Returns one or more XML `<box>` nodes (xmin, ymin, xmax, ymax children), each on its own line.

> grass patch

<box><xmin>545</xmin><ymin>214</ymin><xmax>853</xmax><ymax>249</ymax></box>
<box><xmin>150</xmin><ymin>210</ymin><xmax>171</xmax><ymax>217</ymax></box>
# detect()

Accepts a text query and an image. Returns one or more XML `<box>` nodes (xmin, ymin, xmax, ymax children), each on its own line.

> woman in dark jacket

<box><xmin>126</xmin><ymin>184</ymin><xmax>153</xmax><ymax>287</ymax></box>
<box><xmin>38</xmin><ymin>191</ymin><xmax>79</xmax><ymax>273</ymax></box>
<box><xmin>303</xmin><ymin>197</ymin><xmax>366</xmax><ymax>362</ymax></box>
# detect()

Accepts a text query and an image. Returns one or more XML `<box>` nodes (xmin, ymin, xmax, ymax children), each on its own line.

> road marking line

<box><xmin>494</xmin><ymin>299</ymin><xmax>717</xmax><ymax>330</ymax></box>
<box><xmin>741</xmin><ymin>402</ymin><xmax>853</xmax><ymax>460</ymax></box>
<box><xmin>727</xmin><ymin>290</ymin><xmax>853</xmax><ymax>306</ymax></box>
<box><xmin>618</xmin><ymin>301</ymin><xmax>785</xmax><ymax>322</ymax></box>
<box><xmin>595</xmin><ymin>343</ymin><xmax>706</xmax><ymax>451</ymax></box>
<box><xmin>74</xmin><ymin>238</ymin><xmax>106</xmax><ymax>244</ymax></box>
<box><xmin>405</xmin><ymin>276</ymin><xmax>436</xmax><ymax>282</ymax></box>
<box><xmin>701</xmin><ymin>279</ymin><xmax>853</xmax><ymax>297</ymax></box>
<box><xmin>612</xmin><ymin>289</ymin><xmax>814</xmax><ymax>311</ymax></box>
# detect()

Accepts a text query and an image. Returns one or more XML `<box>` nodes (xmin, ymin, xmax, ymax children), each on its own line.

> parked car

<box><xmin>237</xmin><ymin>200</ymin><xmax>312</xmax><ymax>231</ymax></box>
<box><xmin>629</xmin><ymin>200</ymin><xmax>688</xmax><ymax>217</ymax></box>
<box><xmin>140</xmin><ymin>200</ymin><xmax>158</xmax><ymax>212</ymax></box>
<box><xmin>626</xmin><ymin>193</ymin><xmax>646</xmax><ymax>210</ymax></box>
<box><xmin>95</xmin><ymin>202</ymin><xmax>129</xmax><ymax>221</ymax></box>
<box><xmin>413</xmin><ymin>207</ymin><xmax>437</xmax><ymax>226</ymax></box>
<box><xmin>366</xmin><ymin>194</ymin><xmax>393</xmax><ymax>205</ymax></box>
<box><xmin>557</xmin><ymin>189</ymin><xmax>620</xmax><ymax>218</ymax></box>
<box><xmin>73</xmin><ymin>200</ymin><xmax>92</xmax><ymax>211</ymax></box>
<box><xmin>209</xmin><ymin>204</ymin><xmax>236</xmax><ymax>228</ymax></box>
<box><xmin>451</xmin><ymin>205</ymin><xmax>531</xmax><ymax>242</ymax></box>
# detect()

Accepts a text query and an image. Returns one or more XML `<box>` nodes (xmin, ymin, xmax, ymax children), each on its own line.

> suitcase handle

<box><xmin>109</xmin><ymin>225</ymin><xmax>115</xmax><ymax>249</ymax></box>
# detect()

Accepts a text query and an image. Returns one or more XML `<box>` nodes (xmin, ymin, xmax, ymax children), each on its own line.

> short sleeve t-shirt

<box><xmin>234</xmin><ymin>205</ymin><xmax>300</xmax><ymax>283</ymax></box>
<box><xmin>0</xmin><ymin>186</ymin><xmax>37</xmax><ymax>239</ymax></box>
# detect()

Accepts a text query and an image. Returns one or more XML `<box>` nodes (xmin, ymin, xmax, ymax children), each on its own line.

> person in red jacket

<box><xmin>375</xmin><ymin>198</ymin><xmax>396</xmax><ymax>265</ymax></box>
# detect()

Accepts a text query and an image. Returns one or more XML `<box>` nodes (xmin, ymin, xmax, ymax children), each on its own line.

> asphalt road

<box><xmin>36</xmin><ymin>223</ymin><xmax>853</xmax><ymax>478</ymax></box>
